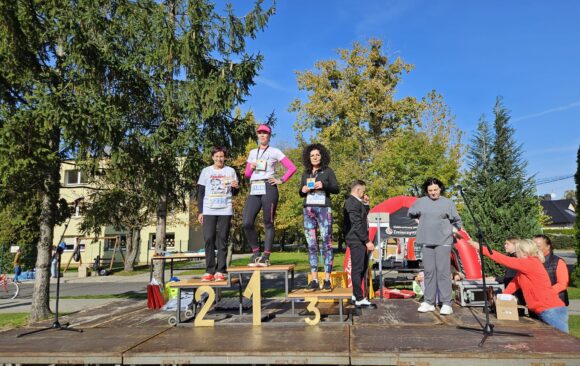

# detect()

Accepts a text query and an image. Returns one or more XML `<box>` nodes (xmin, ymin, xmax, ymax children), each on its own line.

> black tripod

<box><xmin>455</xmin><ymin>185</ymin><xmax>530</xmax><ymax>346</ymax></box>
<box><xmin>18</xmin><ymin>199</ymin><xmax>84</xmax><ymax>338</ymax></box>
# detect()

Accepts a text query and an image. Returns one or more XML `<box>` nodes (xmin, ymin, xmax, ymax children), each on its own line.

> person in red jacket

<box><xmin>533</xmin><ymin>234</ymin><xmax>569</xmax><ymax>306</ymax></box>
<box><xmin>469</xmin><ymin>238</ymin><xmax>568</xmax><ymax>333</ymax></box>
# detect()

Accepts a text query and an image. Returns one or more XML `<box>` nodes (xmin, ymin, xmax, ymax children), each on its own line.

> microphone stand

<box><xmin>18</xmin><ymin>199</ymin><xmax>84</xmax><ymax>337</ymax></box>
<box><xmin>455</xmin><ymin>186</ymin><xmax>530</xmax><ymax>346</ymax></box>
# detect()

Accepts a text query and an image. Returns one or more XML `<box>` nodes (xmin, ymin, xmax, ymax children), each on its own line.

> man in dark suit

<box><xmin>343</xmin><ymin>180</ymin><xmax>375</xmax><ymax>307</ymax></box>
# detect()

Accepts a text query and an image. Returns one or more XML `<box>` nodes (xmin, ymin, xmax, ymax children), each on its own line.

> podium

<box><xmin>368</xmin><ymin>212</ymin><xmax>389</xmax><ymax>299</ymax></box>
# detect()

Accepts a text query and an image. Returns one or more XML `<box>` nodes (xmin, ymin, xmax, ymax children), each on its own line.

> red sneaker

<box><xmin>214</xmin><ymin>272</ymin><xmax>226</xmax><ymax>281</ymax></box>
<box><xmin>201</xmin><ymin>273</ymin><xmax>214</xmax><ymax>282</ymax></box>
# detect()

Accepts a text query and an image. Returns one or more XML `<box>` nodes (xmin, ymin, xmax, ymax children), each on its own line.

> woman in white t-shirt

<box><xmin>197</xmin><ymin>147</ymin><xmax>239</xmax><ymax>281</ymax></box>
<box><xmin>242</xmin><ymin>124</ymin><xmax>297</xmax><ymax>267</ymax></box>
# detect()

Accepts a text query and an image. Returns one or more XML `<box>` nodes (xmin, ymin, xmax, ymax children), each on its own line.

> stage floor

<box><xmin>1</xmin><ymin>298</ymin><xmax>579</xmax><ymax>365</ymax></box>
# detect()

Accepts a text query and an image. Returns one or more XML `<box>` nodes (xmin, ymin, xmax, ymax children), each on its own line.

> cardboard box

<box><xmin>496</xmin><ymin>294</ymin><xmax>519</xmax><ymax>321</ymax></box>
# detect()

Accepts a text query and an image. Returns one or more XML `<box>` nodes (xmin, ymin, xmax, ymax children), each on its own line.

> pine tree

<box><xmin>573</xmin><ymin>145</ymin><xmax>580</xmax><ymax>284</ymax></box>
<box><xmin>0</xmin><ymin>0</ymin><xmax>156</xmax><ymax>321</ymax></box>
<box><xmin>462</xmin><ymin>98</ymin><xmax>542</xmax><ymax>275</ymax></box>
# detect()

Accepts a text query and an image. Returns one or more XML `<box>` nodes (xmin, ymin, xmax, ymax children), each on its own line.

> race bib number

<box><xmin>250</xmin><ymin>181</ymin><xmax>266</xmax><ymax>196</ymax></box>
<box><xmin>208</xmin><ymin>194</ymin><xmax>227</xmax><ymax>209</ymax></box>
<box><xmin>255</xmin><ymin>159</ymin><xmax>267</xmax><ymax>172</ymax></box>
<box><xmin>306</xmin><ymin>192</ymin><xmax>326</xmax><ymax>205</ymax></box>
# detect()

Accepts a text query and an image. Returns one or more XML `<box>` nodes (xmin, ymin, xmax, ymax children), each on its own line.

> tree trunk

<box><xmin>124</xmin><ymin>228</ymin><xmax>140</xmax><ymax>272</ymax></box>
<box><xmin>30</xmin><ymin>143</ymin><xmax>60</xmax><ymax>322</ymax></box>
<box><xmin>152</xmin><ymin>194</ymin><xmax>167</xmax><ymax>282</ymax></box>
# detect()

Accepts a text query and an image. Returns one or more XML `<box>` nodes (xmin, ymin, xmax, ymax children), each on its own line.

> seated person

<box><xmin>533</xmin><ymin>234</ymin><xmax>569</xmax><ymax>306</ymax></box>
<box><xmin>469</xmin><ymin>238</ymin><xmax>568</xmax><ymax>333</ymax></box>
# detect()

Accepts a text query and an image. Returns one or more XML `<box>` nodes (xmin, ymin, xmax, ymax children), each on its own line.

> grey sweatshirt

<box><xmin>408</xmin><ymin>196</ymin><xmax>462</xmax><ymax>246</ymax></box>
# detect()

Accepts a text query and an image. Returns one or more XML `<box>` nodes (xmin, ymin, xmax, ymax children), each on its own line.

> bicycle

<box><xmin>0</xmin><ymin>273</ymin><xmax>19</xmax><ymax>300</ymax></box>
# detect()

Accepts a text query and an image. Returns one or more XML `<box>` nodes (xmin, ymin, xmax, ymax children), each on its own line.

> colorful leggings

<box><xmin>303</xmin><ymin>206</ymin><xmax>333</xmax><ymax>273</ymax></box>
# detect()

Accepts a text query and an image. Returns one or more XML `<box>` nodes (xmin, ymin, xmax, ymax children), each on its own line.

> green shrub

<box><xmin>544</xmin><ymin>228</ymin><xmax>576</xmax><ymax>236</ymax></box>
<box><xmin>549</xmin><ymin>234</ymin><xmax>575</xmax><ymax>249</ymax></box>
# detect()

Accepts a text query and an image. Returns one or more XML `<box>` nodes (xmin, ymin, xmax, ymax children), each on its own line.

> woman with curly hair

<box><xmin>299</xmin><ymin>143</ymin><xmax>340</xmax><ymax>292</ymax></box>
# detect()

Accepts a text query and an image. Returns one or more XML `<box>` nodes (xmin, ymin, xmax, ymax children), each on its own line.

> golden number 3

<box><xmin>243</xmin><ymin>271</ymin><xmax>262</xmax><ymax>325</ymax></box>
<box><xmin>194</xmin><ymin>285</ymin><xmax>216</xmax><ymax>327</ymax></box>
<box><xmin>304</xmin><ymin>297</ymin><xmax>321</xmax><ymax>325</ymax></box>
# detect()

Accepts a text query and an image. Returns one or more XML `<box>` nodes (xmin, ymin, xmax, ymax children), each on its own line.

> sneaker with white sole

<box><xmin>247</xmin><ymin>252</ymin><xmax>262</xmax><ymax>267</ymax></box>
<box><xmin>355</xmin><ymin>298</ymin><xmax>372</xmax><ymax>307</ymax></box>
<box><xmin>440</xmin><ymin>304</ymin><xmax>453</xmax><ymax>315</ymax></box>
<box><xmin>417</xmin><ymin>302</ymin><xmax>436</xmax><ymax>313</ymax></box>
<box><xmin>255</xmin><ymin>255</ymin><xmax>270</xmax><ymax>267</ymax></box>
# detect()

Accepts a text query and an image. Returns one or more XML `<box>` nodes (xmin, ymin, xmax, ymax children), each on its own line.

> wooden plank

<box><xmin>123</xmin><ymin>324</ymin><xmax>350</xmax><ymax>365</ymax></box>
<box><xmin>169</xmin><ymin>277</ymin><xmax>239</xmax><ymax>288</ymax></box>
<box><xmin>228</xmin><ymin>264</ymin><xmax>295</xmax><ymax>272</ymax></box>
<box><xmin>350</xmin><ymin>324</ymin><xmax>580</xmax><ymax>365</ymax></box>
<box><xmin>0</xmin><ymin>327</ymin><xmax>167</xmax><ymax>365</ymax></box>
<box><xmin>289</xmin><ymin>288</ymin><xmax>353</xmax><ymax>299</ymax></box>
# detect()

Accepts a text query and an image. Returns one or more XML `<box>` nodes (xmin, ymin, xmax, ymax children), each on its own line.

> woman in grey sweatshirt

<box><xmin>408</xmin><ymin>177</ymin><xmax>463</xmax><ymax>315</ymax></box>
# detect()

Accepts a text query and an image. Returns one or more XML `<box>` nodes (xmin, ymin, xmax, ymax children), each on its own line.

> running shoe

<box><xmin>255</xmin><ymin>255</ymin><xmax>270</xmax><ymax>267</ymax></box>
<box><xmin>201</xmin><ymin>273</ymin><xmax>214</xmax><ymax>282</ymax></box>
<box><xmin>214</xmin><ymin>272</ymin><xmax>226</xmax><ymax>281</ymax></box>
<box><xmin>417</xmin><ymin>302</ymin><xmax>436</xmax><ymax>313</ymax></box>
<box><xmin>304</xmin><ymin>280</ymin><xmax>319</xmax><ymax>292</ymax></box>
<box><xmin>247</xmin><ymin>252</ymin><xmax>262</xmax><ymax>267</ymax></box>
<box><xmin>321</xmin><ymin>279</ymin><xmax>332</xmax><ymax>292</ymax></box>
<box><xmin>439</xmin><ymin>304</ymin><xmax>453</xmax><ymax>315</ymax></box>
<box><xmin>355</xmin><ymin>298</ymin><xmax>372</xmax><ymax>307</ymax></box>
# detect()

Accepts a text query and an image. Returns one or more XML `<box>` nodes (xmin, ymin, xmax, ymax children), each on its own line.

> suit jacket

<box><xmin>343</xmin><ymin>195</ymin><xmax>369</xmax><ymax>245</ymax></box>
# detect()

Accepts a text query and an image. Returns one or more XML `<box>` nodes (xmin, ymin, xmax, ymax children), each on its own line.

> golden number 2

<box><xmin>243</xmin><ymin>271</ymin><xmax>262</xmax><ymax>325</ymax></box>
<box><xmin>194</xmin><ymin>285</ymin><xmax>215</xmax><ymax>327</ymax></box>
<box><xmin>304</xmin><ymin>297</ymin><xmax>321</xmax><ymax>325</ymax></box>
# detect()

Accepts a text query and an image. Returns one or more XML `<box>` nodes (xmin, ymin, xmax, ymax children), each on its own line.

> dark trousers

<box><xmin>349</xmin><ymin>242</ymin><xmax>368</xmax><ymax>301</ymax></box>
<box><xmin>203</xmin><ymin>215</ymin><xmax>231</xmax><ymax>274</ymax></box>
<box><xmin>242</xmin><ymin>183</ymin><xmax>279</xmax><ymax>253</ymax></box>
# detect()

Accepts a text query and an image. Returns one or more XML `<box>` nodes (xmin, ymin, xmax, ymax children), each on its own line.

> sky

<box><xmin>237</xmin><ymin>0</ymin><xmax>579</xmax><ymax>198</ymax></box>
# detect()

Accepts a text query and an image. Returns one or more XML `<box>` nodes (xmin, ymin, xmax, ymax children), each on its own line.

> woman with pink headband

<box><xmin>243</xmin><ymin>124</ymin><xmax>297</xmax><ymax>266</ymax></box>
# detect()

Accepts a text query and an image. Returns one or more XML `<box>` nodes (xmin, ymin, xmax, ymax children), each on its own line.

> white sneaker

<box><xmin>417</xmin><ymin>302</ymin><xmax>436</xmax><ymax>313</ymax></box>
<box><xmin>355</xmin><ymin>298</ymin><xmax>372</xmax><ymax>307</ymax></box>
<box><xmin>440</xmin><ymin>304</ymin><xmax>453</xmax><ymax>315</ymax></box>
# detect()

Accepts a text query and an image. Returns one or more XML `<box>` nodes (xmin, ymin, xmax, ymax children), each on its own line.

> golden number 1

<box><xmin>194</xmin><ymin>285</ymin><xmax>216</xmax><ymax>327</ymax></box>
<box><xmin>243</xmin><ymin>271</ymin><xmax>262</xmax><ymax>325</ymax></box>
<box><xmin>304</xmin><ymin>297</ymin><xmax>321</xmax><ymax>325</ymax></box>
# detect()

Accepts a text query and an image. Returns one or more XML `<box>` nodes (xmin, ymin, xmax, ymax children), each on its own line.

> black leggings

<box><xmin>242</xmin><ymin>182</ymin><xmax>279</xmax><ymax>253</ymax></box>
<box><xmin>203</xmin><ymin>215</ymin><xmax>231</xmax><ymax>274</ymax></box>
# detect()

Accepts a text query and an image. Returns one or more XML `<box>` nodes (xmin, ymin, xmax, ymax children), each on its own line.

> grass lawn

<box><xmin>570</xmin><ymin>315</ymin><xmax>580</xmax><ymax>338</ymax></box>
<box><xmin>230</xmin><ymin>251</ymin><xmax>346</xmax><ymax>273</ymax></box>
<box><xmin>568</xmin><ymin>286</ymin><xmax>580</xmax><ymax>300</ymax></box>
<box><xmin>0</xmin><ymin>313</ymin><xmax>29</xmax><ymax>330</ymax></box>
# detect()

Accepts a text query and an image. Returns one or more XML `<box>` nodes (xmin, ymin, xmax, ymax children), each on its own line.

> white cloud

<box><xmin>255</xmin><ymin>76</ymin><xmax>289</xmax><ymax>92</ymax></box>
<box><xmin>513</xmin><ymin>101</ymin><xmax>580</xmax><ymax>122</ymax></box>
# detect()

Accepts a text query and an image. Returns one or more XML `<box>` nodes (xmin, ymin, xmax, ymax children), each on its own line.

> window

<box><xmin>104</xmin><ymin>235</ymin><xmax>126</xmax><ymax>251</ymax></box>
<box><xmin>61</xmin><ymin>238</ymin><xmax>85</xmax><ymax>252</ymax></box>
<box><xmin>68</xmin><ymin>202</ymin><xmax>86</xmax><ymax>217</ymax></box>
<box><xmin>65</xmin><ymin>169</ymin><xmax>88</xmax><ymax>186</ymax></box>
<box><xmin>149</xmin><ymin>233</ymin><xmax>175</xmax><ymax>250</ymax></box>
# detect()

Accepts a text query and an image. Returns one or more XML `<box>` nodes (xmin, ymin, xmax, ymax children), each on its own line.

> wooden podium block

<box><xmin>77</xmin><ymin>264</ymin><xmax>90</xmax><ymax>278</ymax></box>
<box><xmin>289</xmin><ymin>288</ymin><xmax>353</xmax><ymax>324</ymax></box>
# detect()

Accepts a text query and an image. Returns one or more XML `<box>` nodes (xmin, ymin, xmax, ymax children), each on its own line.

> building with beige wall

<box><xmin>54</xmin><ymin>162</ymin><xmax>203</xmax><ymax>269</ymax></box>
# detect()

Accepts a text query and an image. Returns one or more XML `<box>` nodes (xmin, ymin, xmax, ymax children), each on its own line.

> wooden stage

<box><xmin>1</xmin><ymin>298</ymin><xmax>579</xmax><ymax>365</ymax></box>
